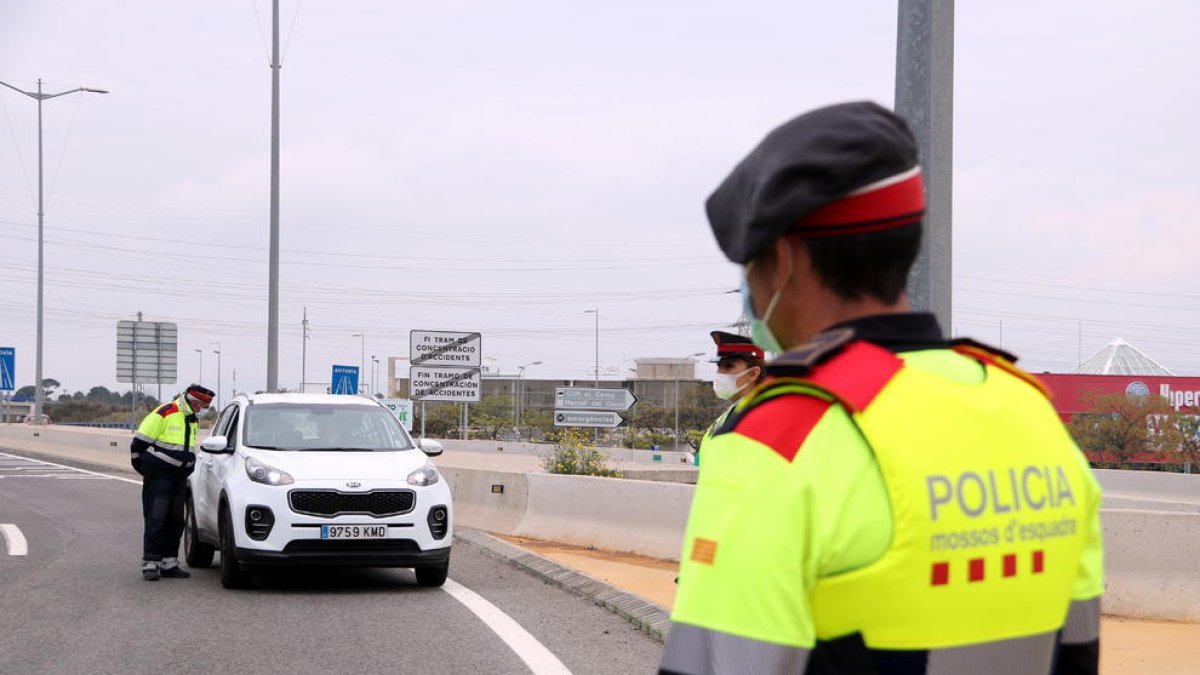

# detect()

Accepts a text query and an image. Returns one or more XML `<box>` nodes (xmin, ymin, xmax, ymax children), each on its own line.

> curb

<box><xmin>454</xmin><ymin>528</ymin><xmax>672</xmax><ymax>642</ymax></box>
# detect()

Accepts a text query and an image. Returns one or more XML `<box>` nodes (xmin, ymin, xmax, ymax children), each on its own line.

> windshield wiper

<box><xmin>304</xmin><ymin>447</ymin><xmax>379</xmax><ymax>452</ymax></box>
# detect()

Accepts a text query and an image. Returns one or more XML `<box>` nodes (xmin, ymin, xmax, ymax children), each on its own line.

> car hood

<box><xmin>243</xmin><ymin>448</ymin><xmax>432</xmax><ymax>481</ymax></box>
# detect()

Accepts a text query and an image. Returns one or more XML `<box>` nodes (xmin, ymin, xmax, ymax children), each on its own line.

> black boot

<box><xmin>142</xmin><ymin>562</ymin><xmax>160</xmax><ymax>581</ymax></box>
<box><xmin>159</xmin><ymin>565</ymin><xmax>191</xmax><ymax>579</ymax></box>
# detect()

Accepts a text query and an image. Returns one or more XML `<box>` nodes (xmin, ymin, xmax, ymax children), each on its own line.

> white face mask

<box><xmin>713</xmin><ymin>370</ymin><xmax>750</xmax><ymax>400</ymax></box>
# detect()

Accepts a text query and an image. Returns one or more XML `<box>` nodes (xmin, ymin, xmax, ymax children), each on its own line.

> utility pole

<box><xmin>300</xmin><ymin>306</ymin><xmax>310</xmax><ymax>393</ymax></box>
<box><xmin>212</xmin><ymin>341</ymin><xmax>222</xmax><ymax>409</ymax></box>
<box><xmin>896</xmin><ymin>0</ymin><xmax>954</xmax><ymax>331</ymax></box>
<box><xmin>266</xmin><ymin>0</ymin><xmax>282</xmax><ymax>391</ymax></box>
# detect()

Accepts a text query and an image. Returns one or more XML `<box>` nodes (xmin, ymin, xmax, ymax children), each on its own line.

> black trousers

<box><xmin>141</xmin><ymin>473</ymin><xmax>187</xmax><ymax>562</ymax></box>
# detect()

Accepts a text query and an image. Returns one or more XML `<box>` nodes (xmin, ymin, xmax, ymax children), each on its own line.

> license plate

<box><xmin>321</xmin><ymin>524</ymin><xmax>387</xmax><ymax>539</ymax></box>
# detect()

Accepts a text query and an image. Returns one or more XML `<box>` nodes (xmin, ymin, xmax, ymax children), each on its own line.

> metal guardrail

<box><xmin>54</xmin><ymin>422</ymin><xmax>135</xmax><ymax>429</ymax></box>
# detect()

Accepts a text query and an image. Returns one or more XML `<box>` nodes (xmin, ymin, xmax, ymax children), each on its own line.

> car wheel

<box><xmin>415</xmin><ymin>558</ymin><xmax>449</xmax><ymax>587</ymax></box>
<box><xmin>219</xmin><ymin>505</ymin><xmax>251</xmax><ymax>589</ymax></box>
<box><xmin>184</xmin><ymin>494</ymin><xmax>215</xmax><ymax>568</ymax></box>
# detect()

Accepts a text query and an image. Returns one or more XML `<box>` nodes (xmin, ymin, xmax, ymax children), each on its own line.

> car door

<box><xmin>193</xmin><ymin>404</ymin><xmax>232</xmax><ymax>536</ymax></box>
<box><xmin>205</xmin><ymin>405</ymin><xmax>241</xmax><ymax>522</ymax></box>
<box><xmin>197</xmin><ymin>404</ymin><xmax>239</xmax><ymax>537</ymax></box>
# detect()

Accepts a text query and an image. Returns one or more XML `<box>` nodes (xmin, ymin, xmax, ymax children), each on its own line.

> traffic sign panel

<box><xmin>116</xmin><ymin>320</ymin><xmax>178</xmax><ymax>384</ymax></box>
<box><xmin>554</xmin><ymin>387</ymin><xmax>638</xmax><ymax>411</ymax></box>
<box><xmin>553</xmin><ymin>410</ymin><xmax>624</xmax><ymax>428</ymax></box>
<box><xmin>410</xmin><ymin>330</ymin><xmax>482</xmax><ymax>367</ymax></box>
<box><xmin>331</xmin><ymin>365</ymin><xmax>360</xmax><ymax>395</ymax></box>
<box><xmin>0</xmin><ymin>347</ymin><xmax>13</xmax><ymax>391</ymax></box>
<box><xmin>380</xmin><ymin>398</ymin><xmax>414</xmax><ymax>430</ymax></box>
<box><xmin>410</xmin><ymin>366</ymin><xmax>482</xmax><ymax>402</ymax></box>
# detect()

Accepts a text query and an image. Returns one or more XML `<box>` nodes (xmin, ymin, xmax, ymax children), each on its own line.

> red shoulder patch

<box><xmin>951</xmin><ymin>344</ymin><xmax>1051</xmax><ymax>399</ymax></box>
<box><xmin>737</xmin><ymin>395</ymin><xmax>832</xmax><ymax>462</ymax></box>
<box><xmin>156</xmin><ymin>402</ymin><xmax>179</xmax><ymax>417</ymax></box>
<box><xmin>804</xmin><ymin>341</ymin><xmax>903</xmax><ymax>412</ymax></box>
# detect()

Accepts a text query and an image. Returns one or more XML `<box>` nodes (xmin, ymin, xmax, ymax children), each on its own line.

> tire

<box><xmin>184</xmin><ymin>494</ymin><xmax>215</xmax><ymax>568</ymax></box>
<box><xmin>415</xmin><ymin>559</ymin><xmax>449</xmax><ymax>587</ymax></box>
<box><xmin>219</xmin><ymin>505</ymin><xmax>251</xmax><ymax>589</ymax></box>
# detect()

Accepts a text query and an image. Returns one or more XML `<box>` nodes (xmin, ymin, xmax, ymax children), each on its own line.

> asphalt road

<box><xmin>0</xmin><ymin>451</ymin><xmax>663</xmax><ymax>675</ymax></box>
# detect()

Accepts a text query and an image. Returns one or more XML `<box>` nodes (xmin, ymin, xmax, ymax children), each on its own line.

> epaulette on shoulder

<box><xmin>156</xmin><ymin>402</ymin><xmax>180</xmax><ymax>417</ymax></box>
<box><xmin>949</xmin><ymin>338</ymin><xmax>1051</xmax><ymax>399</ymax></box>
<box><xmin>712</xmin><ymin>332</ymin><xmax>905</xmax><ymax>461</ymax></box>
<box><xmin>765</xmin><ymin>327</ymin><xmax>857</xmax><ymax>377</ymax></box>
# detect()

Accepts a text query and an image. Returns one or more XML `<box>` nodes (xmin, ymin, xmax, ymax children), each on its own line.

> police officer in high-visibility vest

<box><xmin>131</xmin><ymin>384</ymin><xmax>214</xmax><ymax>581</ymax></box>
<box><xmin>660</xmin><ymin>102</ymin><xmax>1103</xmax><ymax>674</ymax></box>
<box><xmin>694</xmin><ymin>332</ymin><xmax>765</xmax><ymax>467</ymax></box>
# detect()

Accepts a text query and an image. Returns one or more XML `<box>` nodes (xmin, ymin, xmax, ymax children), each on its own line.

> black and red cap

<box><xmin>185</xmin><ymin>384</ymin><xmax>215</xmax><ymax>404</ymax></box>
<box><xmin>710</xmin><ymin>331</ymin><xmax>765</xmax><ymax>363</ymax></box>
<box><xmin>706</xmin><ymin>101</ymin><xmax>925</xmax><ymax>264</ymax></box>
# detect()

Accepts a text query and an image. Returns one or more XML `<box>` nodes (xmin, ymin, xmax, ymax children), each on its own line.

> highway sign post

<box><xmin>380</xmin><ymin>398</ymin><xmax>414</xmax><ymax>431</ymax></box>
<box><xmin>554</xmin><ymin>410</ymin><xmax>624</xmax><ymax>428</ymax></box>
<box><xmin>331</xmin><ymin>365</ymin><xmax>360</xmax><ymax>395</ymax></box>
<box><xmin>0</xmin><ymin>347</ymin><xmax>12</xmax><ymax>424</ymax></box>
<box><xmin>0</xmin><ymin>347</ymin><xmax>13</xmax><ymax>391</ymax></box>
<box><xmin>554</xmin><ymin>387</ymin><xmax>637</xmax><ymax>411</ymax></box>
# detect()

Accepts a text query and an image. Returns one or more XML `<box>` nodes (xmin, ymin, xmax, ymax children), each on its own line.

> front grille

<box><xmin>283</xmin><ymin>539</ymin><xmax>419</xmax><ymax>553</ymax></box>
<box><xmin>289</xmin><ymin>490</ymin><xmax>415</xmax><ymax>517</ymax></box>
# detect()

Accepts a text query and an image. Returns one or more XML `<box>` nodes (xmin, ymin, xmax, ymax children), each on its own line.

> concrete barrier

<box><xmin>1101</xmin><ymin>509</ymin><xmax>1200</xmax><ymax>621</ymax></box>
<box><xmin>515</xmin><ymin>473</ymin><xmax>692</xmax><ymax>560</ymax></box>
<box><xmin>1095</xmin><ymin>469</ymin><xmax>1200</xmax><ymax>502</ymax></box>
<box><xmin>437</xmin><ymin>438</ymin><xmax>696</xmax><ymax>466</ymax></box>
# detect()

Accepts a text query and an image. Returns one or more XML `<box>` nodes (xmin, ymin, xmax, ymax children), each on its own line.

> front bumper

<box><xmin>234</xmin><ymin>540</ymin><xmax>451</xmax><ymax>568</ymax></box>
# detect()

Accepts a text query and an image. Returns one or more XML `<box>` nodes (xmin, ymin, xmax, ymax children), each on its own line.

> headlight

<box><xmin>407</xmin><ymin>462</ymin><xmax>440</xmax><ymax>486</ymax></box>
<box><xmin>245</xmin><ymin>456</ymin><xmax>294</xmax><ymax>486</ymax></box>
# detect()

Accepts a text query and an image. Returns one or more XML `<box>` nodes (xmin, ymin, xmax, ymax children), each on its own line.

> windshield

<box><xmin>243</xmin><ymin>403</ymin><xmax>415</xmax><ymax>451</ymax></box>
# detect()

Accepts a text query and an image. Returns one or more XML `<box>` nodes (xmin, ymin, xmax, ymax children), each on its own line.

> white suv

<box><xmin>184</xmin><ymin>392</ymin><xmax>452</xmax><ymax>589</ymax></box>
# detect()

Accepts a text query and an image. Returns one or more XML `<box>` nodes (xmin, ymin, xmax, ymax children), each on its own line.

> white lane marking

<box><xmin>0</xmin><ymin>452</ymin><xmax>141</xmax><ymax>485</ymax></box>
<box><xmin>442</xmin><ymin>578</ymin><xmax>572</xmax><ymax>675</ymax></box>
<box><xmin>1</xmin><ymin>524</ymin><xmax>28</xmax><ymax>556</ymax></box>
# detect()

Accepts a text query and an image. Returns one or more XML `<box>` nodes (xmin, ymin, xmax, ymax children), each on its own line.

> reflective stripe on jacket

<box><xmin>132</xmin><ymin>397</ymin><xmax>197</xmax><ymax>475</ymax></box>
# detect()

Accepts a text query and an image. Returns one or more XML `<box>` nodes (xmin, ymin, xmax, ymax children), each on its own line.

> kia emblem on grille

<box><xmin>346</xmin><ymin>481</ymin><xmax>362</xmax><ymax>488</ymax></box>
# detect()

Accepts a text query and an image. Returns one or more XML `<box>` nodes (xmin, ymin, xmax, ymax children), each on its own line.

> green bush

<box><xmin>541</xmin><ymin>429</ymin><xmax>620</xmax><ymax>478</ymax></box>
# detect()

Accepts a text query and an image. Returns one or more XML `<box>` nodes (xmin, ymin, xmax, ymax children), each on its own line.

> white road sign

<box><xmin>380</xmin><ymin>398</ymin><xmax>414</xmax><ymax>431</ymax></box>
<box><xmin>553</xmin><ymin>410</ymin><xmax>625</xmax><ymax>428</ymax></box>
<box><xmin>116</xmin><ymin>320</ymin><xmax>178</xmax><ymax>384</ymax></box>
<box><xmin>554</xmin><ymin>387</ymin><xmax>638</xmax><ymax>411</ymax></box>
<box><xmin>409</xmin><ymin>366</ymin><xmax>482</xmax><ymax>402</ymax></box>
<box><xmin>410</xmin><ymin>330</ymin><xmax>482</xmax><ymax>367</ymax></box>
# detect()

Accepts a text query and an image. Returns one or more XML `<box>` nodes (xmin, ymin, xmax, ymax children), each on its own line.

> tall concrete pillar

<box><xmin>895</xmin><ymin>0</ymin><xmax>954</xmax><ymax>331</ymax></box>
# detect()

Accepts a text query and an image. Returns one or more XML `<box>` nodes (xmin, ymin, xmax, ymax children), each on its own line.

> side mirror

<box><xmin>201</xmin><ymin>435</ymin><xmax>233</xmax><ymax>454</ymax></box>
<box><xmin>418</xmin><ymin>439</ymin><xmax>443</xmax><ymax>457</ymax></box>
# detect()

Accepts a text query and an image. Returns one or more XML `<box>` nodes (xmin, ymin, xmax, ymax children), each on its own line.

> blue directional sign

<box><xmin>0</xmin><ymin>347</ymin><xmax>13</xmax><ymax>391</ymax></box>
<box><xmin>331</xmin><ymin>365</ymin><xmax>360</xmax><ymax>395</ymax></box>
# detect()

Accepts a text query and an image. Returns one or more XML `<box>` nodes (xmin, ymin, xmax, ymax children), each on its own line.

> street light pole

<box><xmin>584</xmin><ymin>309</ymin><xmax>599</xmax><ymax>387</ymax></box>
<box><xmin>212</xmin><ymin>342</ymin><xmax>222</xmax><ymax>409</ymax></box>
<box><xmin>0</xmin><ymin>78</ymin><xmax>107</xmax><ymax>425</ymax></box>
<box><xmin>674</xmin><ymin>352</ymin><xmax>706</xmax><ymax>451</ymax></box>
<box><xmin>351</xmin><ymin>333</ymin><xmax>365</xmax><ymax>394</ymax></box>
<box><xmin>266</xmin><ymin>0</ymin><xmax>282</xmax><ymax>392</ymax></box>
<box><xmin>194</xmin><ymin>348</ymin><xmax>204</xmax><ymax>385</ymax></box>
<box><xmin>516</xmin><ymin>361</ymin><xmax>542</xmax><ymax>434</ymax></box>
<box><xmin>371</xmin><ymin>355</ymin><xmax>379</xmax><ymax>398</ymax></box>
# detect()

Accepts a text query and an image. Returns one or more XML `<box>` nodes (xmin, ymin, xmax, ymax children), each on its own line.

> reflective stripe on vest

<box><xmin>807</xmin><ymin>360</ymin><xmax>1092</xmax><ymax>650</ymax></box>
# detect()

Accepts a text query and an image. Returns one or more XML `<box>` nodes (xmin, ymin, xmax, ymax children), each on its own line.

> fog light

<box><xmin>427</xmin><ymin>506</ymin><xmax>449</xmax><ymax>540</ymax></box>
<box><xmin>245</xmin><ymin>505</ymin><xmax>275</xmax><ymax>541</ymax></box>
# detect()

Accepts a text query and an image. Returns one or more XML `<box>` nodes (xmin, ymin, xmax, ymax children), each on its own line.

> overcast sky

<box><xmin>2</xmin><ymin>1</ymin><xmax>1198</xmax><ymax>399</ymax></box>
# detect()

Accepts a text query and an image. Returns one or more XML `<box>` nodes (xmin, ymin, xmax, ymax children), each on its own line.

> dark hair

<box><xmin>799</xmin><ymin>222</ymin><xmax>921</xmax><ymax>304</ymax></box>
